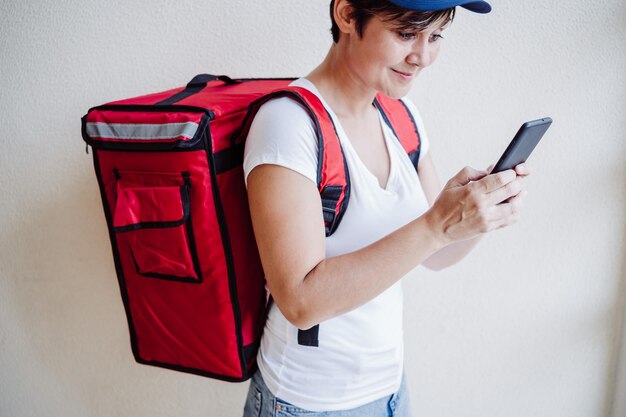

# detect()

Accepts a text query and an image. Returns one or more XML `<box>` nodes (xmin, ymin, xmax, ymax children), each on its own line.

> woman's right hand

<box><xmin>425</xmin><ymin>166</ymin><xmax>526</xmax><ymax>245</ymax></box>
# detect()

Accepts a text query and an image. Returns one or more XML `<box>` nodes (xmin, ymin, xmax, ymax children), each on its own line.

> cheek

<box><xmin>363</xmin><ymin>32</ymin><xmax>406</xmax><ymax>65</ymax></box>
<box><xmin>430</xmin><ymin>43</ymin><xmax>442</xmax><ymax>62</ymax></box>
<box><xmin>373</xmin><ymin>41</ymin><xmax>401</xmax><ymax>65</ymax></box>
<box><xmin>354</xmin><ymin>42</ymin><xmax>399</xmax><ymax>78</ymax></box>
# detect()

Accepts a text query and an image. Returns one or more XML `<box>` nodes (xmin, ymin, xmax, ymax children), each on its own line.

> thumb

<box><xmin>449</xmin><ymin>166</ymin><xmax>489</xmax><ymax>187</ymax></box>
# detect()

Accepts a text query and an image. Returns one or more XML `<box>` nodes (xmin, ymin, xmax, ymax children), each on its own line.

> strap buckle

<box><xmin>322</xmin><ymin>206</ymin><xmax>337</xmax><ymax>236</ymax></box>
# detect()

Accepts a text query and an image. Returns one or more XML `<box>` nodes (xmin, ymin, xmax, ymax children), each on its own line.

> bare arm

<box><xmin>247</xmin><ymin>161</ymin><xmax>525</xmax><ymax>329</ymax></box>
<box><xmin>247</xmin><ymin>164</ymin><xmax>443</xmax><ymax>330</ymax></box>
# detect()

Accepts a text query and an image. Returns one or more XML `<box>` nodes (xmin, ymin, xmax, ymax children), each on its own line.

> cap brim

<box><xmin>386</xmin><ymin>0</ymin><xmax>492</xmax><ymax>14</ymax></box>
<box><xmin>459</xmin><ymin>1</ymin><xmax>492</xmax><ymax>14</ymax></box>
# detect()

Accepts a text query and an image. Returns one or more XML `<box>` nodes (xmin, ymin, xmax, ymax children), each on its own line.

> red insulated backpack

<box><xmin>81</xmin><ymin>74</ymin><xmax>422</xmax><ymax>382</ymax></box>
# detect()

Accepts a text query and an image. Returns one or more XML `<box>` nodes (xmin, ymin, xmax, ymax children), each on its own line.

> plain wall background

<box><xmin>1</xmin><ymin>1</ymin><xmax>625</xmax><ymax>416</ymax></box>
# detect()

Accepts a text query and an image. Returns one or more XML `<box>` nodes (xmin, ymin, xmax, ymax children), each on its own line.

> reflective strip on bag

<box><xmin>85</xmin><ymin>121</ymin><xmax>199</xmax><ymax>141</ymax></box>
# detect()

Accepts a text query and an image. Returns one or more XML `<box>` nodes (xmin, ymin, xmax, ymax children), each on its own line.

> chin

<box><xmin>376</xmin><ymin>70</ymin><xmax>418</xmax><ymax>98</ymax></box>
<box><xmin>379</xmin><ymin>84</ymin><xmax>412</xmax><ymax>99</ymax></box>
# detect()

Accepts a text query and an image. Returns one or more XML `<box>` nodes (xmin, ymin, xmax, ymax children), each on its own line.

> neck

<box><xmin>306</xmin><ymin>43</ymin><xmax>378</xmax><ymax>119</ymax></box>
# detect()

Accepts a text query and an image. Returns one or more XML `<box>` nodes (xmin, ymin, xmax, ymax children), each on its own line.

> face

<box><xmin>344</xmin><ymin>13</ymin><xmax>449</xmax><ymax>98</ymax></box>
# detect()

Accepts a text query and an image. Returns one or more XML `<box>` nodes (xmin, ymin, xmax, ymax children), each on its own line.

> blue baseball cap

<box><xmin>386</xmin><ymin>0</ymin><xmax>492</xmax><ymax>13</ymax></box>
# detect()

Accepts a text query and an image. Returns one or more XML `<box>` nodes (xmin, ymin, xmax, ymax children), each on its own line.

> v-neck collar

<box><xmin>294</xmin><ymin>78</ymin><xmax>399</xmax><ymax>193</ymax></box>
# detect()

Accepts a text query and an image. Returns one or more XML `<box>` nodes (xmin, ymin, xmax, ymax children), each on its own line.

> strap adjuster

<box><xmin>322</xmin><ymin>206</ymin><xmax>337</xmax><ymax>236</ymax></box>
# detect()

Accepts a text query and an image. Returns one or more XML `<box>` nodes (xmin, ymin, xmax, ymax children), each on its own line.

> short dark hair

<box><xmin>329</xmin><ymin>0</ymin><xmax>455</xmax><ymax>43</ymax></box>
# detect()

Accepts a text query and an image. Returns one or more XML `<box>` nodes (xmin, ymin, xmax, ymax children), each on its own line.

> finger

<box><xmin>448</xmin><ymin>166</ymin><xmax>489</xmax><ymax>187</ymax></box>
<box><xmin>473</xmin><ymin>169</ymin><xmax>517</xmax><ymax>193</ymax></box>
<box><xmin>486</xmin><ymin>164</ymin><xmax>495</xmax><ymax>174</ymax></box>
<box><xmin>486</xmin><ymin>178</ymin><xmax>524</xmax><ymax>205</ymax></box>
<box><xmin>514</xmin><ymin>163</ymin><xmax>530</xmax><ymax>177</ymax></box>
<box><xmin>490</xmin><ymin>199</ymin><xmax>523</xmax><ymax>229</ymax></box>
<box><xmin>500</xmin><ymin>188</ymin><xmax>527</xmax><ymax>205</ymax></box>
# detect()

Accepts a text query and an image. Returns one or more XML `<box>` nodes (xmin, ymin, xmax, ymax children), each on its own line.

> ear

<box><xmin>334</xmin><ymin>0</ymin><xmax>357</xmax><ymax>39</ymax></box>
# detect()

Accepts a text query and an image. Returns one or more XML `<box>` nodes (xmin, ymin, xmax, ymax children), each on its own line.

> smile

<box><xmin>391</xmin><ymin>68</ymin><xmax>416</xmax><ymax>80</ymax></box>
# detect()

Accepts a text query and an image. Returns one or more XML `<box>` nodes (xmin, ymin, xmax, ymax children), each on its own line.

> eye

<box><xmin>429</xmin><ymin>33</ymin><xmax>444</xmax><ymax>43</ymax></box>
<box><xmin>397</xmin><ymin>31</ymin><xmax>417</xmax><ymax>41</ymax></box>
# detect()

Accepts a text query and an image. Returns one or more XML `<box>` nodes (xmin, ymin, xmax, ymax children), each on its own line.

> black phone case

<box><xmin>492</xmin><ymin>117</ymin><xmax>552</xmax><ymax>174</ymax></box>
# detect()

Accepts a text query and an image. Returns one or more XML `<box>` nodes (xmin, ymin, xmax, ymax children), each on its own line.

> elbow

<box><xmin>424</xmin><ymin>264</ymin><xmax>444</xmax><ymax>272</ymax></box>
<box><xmin>423</xmin><ymin>257</ymin><xmax>467</xmax><ymax>271</ymax></box>
<box><xmin>291</xmin><ymin>317</ymin><xmax>319</xmax><ymax>332</ymax></box>
<box><xmin>422</xmin><ymin>257</ymin><xmax>450</xmax><ymax>271</ymax></box>
<box><xmin>273</xmin><ymin>292</ymin><xmax>319</xmax><ymax>330</ymax></box>
<box><xmin>268</xmin><ymin>267</ymin><xmax>325</xmax><ymax>330</ymax></box>
<box><xmin>281</xmin><ymin>302</ymin><xmax>318</xmax><ymax>330</ymax></box>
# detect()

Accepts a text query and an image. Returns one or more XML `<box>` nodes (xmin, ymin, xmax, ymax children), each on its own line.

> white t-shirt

<box><xmin>243</xmin><ymin>78</ymin><xmax>431</xmax><ymax>412</ymax></box>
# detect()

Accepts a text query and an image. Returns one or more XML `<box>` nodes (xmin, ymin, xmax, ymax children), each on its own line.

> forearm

<box><xmin>256</xmin><ymin>165</ymin><xmax>526</xmax><ymax>330</ymax></box>
<box><xmin>288</xmin><ymin>214</ymin><xmax>444</xmax><ymax>329</ymax></box>
<box><xmin>422</xmin><ymin>234</ymin><xmax>484</xmax><ymax>271</ymax></box>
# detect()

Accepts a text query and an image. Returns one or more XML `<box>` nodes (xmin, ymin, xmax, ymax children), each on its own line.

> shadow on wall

<box><xmin>608</xmin><ymin>179</ymin><xmax>626</xmax><ymax>417</ymax></box>
<box><xmin>605</xmin><ymin>0</ymin><xmax>626</xmax><ymax>401</ymax></box>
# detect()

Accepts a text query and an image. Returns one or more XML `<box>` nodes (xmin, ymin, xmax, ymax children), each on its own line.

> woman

<box><xmin>242</xmin><ymin>0</ymin><xmax>528</xmax><ymax>415</ymax></box>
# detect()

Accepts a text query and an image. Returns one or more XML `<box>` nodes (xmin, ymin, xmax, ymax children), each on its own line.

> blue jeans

<box><xmin>242</xmin><ymin>370</ymin><xmax>412</xmax><ymax>417</ymax></box>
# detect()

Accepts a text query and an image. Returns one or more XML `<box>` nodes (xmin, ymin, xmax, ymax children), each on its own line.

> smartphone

<box><xmin>492</xmin><ymin>117</ymin><xmax>553</xmax><ymax>174</ymax></box>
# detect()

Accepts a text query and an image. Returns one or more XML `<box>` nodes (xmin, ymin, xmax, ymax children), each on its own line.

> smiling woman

<box><xmin>242</xmin><ymin>1</ymin><xmax>529</xmax><ymax>416</ymax></box>
<box><xmin>327</xmin><ymin>0</ymin><xmax>455</xmax><ymax>98</ymax></box>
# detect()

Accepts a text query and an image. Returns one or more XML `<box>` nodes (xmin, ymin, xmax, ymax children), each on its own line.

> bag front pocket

<box><xmin>113</xmin><ymin>170</ymin><xmax>202</xmax><ymax>283</ymax></box>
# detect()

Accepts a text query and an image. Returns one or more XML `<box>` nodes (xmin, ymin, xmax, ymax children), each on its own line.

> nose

<box><xmin>407</xmin><ymin>37</ymin><xmax>432</xmax><ymax>68</ymax></box>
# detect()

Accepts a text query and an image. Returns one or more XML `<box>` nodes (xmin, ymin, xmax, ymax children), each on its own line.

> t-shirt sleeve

<box><xmin>243</xmin><ymin>96</ymin><xmax>319</xmax><ymax>187</ymax></box>
<box><xmin>400</xmin><ymin>97</ymin><xmax>430</xmax><ymax>161</ymax></box>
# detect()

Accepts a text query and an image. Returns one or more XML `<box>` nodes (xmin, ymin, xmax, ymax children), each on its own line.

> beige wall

<box><xmin>1</xmin><ymin>1</ymin><xmax>625</xmax><ymax>416</ymax></box>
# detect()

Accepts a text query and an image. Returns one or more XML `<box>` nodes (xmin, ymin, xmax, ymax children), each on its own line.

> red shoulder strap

<box><xmin>240</xmin><ymin>86</ymin><xmax>350</xmax><ymax>239</ymax></box>
<box><xmin>241</xmin><ymin>86</ymin><xmax>352</xmax><ymax>348</ymax></box>
<box><xmin>373</xmin><ymin>93</ymin><xmax>422</xmax><ymax>170</ymax></box>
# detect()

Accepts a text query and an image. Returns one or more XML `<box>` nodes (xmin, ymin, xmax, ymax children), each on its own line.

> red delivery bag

<box><xmin>81</xmin><ymin>74</ymin><xmax>422</xmax><ymax>381</ymax></box>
